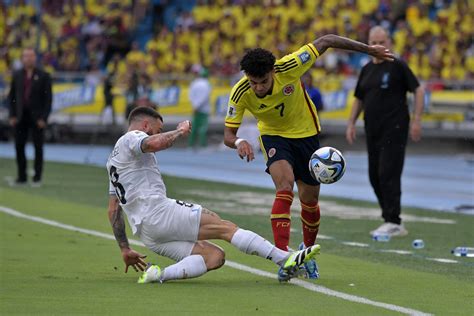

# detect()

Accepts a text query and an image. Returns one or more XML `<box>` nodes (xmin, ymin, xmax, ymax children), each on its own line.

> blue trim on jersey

<box><xmin>139</xmin><ymin>136</ymin><xmax>148</xmax><ymax>153</ymax></box>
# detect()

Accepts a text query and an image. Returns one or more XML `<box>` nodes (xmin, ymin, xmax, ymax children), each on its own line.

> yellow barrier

<box><xmin>53</xmin><ymin>83</ymin><xmax>231</xmax><ymax>117</ymax></box>
<box><xmin>52</xmin><ymin>83</ymin><xmax>468</xmax><ymax>123</ymax></box>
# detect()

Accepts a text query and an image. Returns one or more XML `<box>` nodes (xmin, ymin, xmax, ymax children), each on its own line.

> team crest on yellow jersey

<box><xmin>283</xmin><ymin>84</ymin><xmax>294</xmax><ymax>96</ymax></box>
<box><xmin>268</xmin><ymin>148</ymin><xmax>276</xmax><ymax>158</ymax></box>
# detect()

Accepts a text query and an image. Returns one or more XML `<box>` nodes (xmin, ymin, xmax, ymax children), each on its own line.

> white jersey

<box><xmin>106</xmin><ymin>130</ymin><xmax>168</xmax><ymax>234</ymax></box>
<box><xmin>188</xmin><ymin>78</ymin><xmax>211</xmax><ymax>114</ymax></box>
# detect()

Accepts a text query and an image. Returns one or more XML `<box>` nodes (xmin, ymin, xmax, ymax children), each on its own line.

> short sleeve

<box><xmin>225</xmin><ymin>78</ymin><xmax>248</xmax><ymax>128</ymax></box>
<box><xmin>354</xmin><ymin>66</ymin><xmax>367</xmax><ymax>100</ymax></box>
<box><xmin>399</xmin><ymin>60</ymin><xmax>420</xmax><ymax>93</ymax></box>
<box><xmin>124</xmin><ymin>130</ymin><xmax>149</xmax><ymax>155</ymax></box>
<box><xmin>274</xmin><ymin>43</ymin><xmax>320</xmax><ymax>81</ymax></box>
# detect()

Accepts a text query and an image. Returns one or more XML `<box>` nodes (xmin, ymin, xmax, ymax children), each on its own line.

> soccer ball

<box><xmin>308</xmin><ymin>147</ymin><xmax>346</xmax><ymax>184</ymax></box>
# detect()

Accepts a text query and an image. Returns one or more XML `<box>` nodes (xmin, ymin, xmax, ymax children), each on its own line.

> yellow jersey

<box><xmin>225</xmin><ymin>43</ymin><xmax>321</xmax><ymax>138</ymax></box>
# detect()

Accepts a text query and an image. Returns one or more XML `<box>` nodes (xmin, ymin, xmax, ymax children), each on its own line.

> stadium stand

<box><xmin>0</xmin><ymin>0</ymin><xmax>473</xmax><ymax>142</ymax></box>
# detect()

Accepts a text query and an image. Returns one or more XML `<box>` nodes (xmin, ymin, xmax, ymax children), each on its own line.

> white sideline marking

<box><xmin>0</xmin><ymin>205</ymin><xmax>431</xmax><ymax>316</ymax></box>
<box><xmin>225</xmin><ymin>261</ymin><xmax>432</xmax><ymax>316</ymax></box>
<box><xmin>426</xmin><ymin>258</ymin><xmax>458</xmax><ymax>264</ymax></box>
<box><xmin>342</xmin><ymin>241</ymin><xmax>370</xmax><ymax>247</ymax></box>
<box><xmin>380</xmin><ymin>249</ymin><xmax>413</xmax><ymax>255</ymax></box>
<box><xmin>315</xmin><ymin>234</ymin><xmax>334</xmax><ymax>240</ymax></box>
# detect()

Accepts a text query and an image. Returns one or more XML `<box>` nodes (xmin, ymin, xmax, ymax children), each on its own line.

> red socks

<box><xmin>270</xmin><ymin>190</ymin><xmax>293</xmax><ymax>251</ymax></box>
<box><xmin>270</xmin><ymin>192</ymin><xmax>321</xmax><ymax>250</ymax></box>
<box><xmin>300</xmin><ymin>202</ymin><xmax>320</xmax><ymax>247</ymax></box>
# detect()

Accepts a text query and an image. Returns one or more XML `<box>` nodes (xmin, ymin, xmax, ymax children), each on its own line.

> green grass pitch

<box><xmin>0</xmin><ymin>158</ymin><xmax>473</xmax><ymax>315</ymax></box>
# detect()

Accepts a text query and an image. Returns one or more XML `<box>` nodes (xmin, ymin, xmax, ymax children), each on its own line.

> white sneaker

<box><xmin>137</xmin><ymin>264</ymin><xmax>162</xmax><ymax>284</ymax></box>
<box><xmin>370</xmin><ymin>223</ymin><xmax>391</xmax><ymax>235</ymax></box>
<box><xmin>387</xmin><ymin>223</ymin><xmax>408</xmax><ymax>237</ymax></box>
<box><xmin>371</xmin><ymin>222</ymin><xmax>408</xmax><ymax>237</ymax></box>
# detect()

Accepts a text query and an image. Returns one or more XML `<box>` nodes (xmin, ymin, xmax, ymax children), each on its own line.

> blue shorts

<box><xmin>260</xmin><ymin>134</ymin><xmax>320</xmax><ymax>186</ymax></box>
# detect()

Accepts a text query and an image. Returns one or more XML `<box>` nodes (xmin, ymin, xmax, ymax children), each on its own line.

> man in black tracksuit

<box><xmin>346</xmin><ymin>26</ymin><xmax>424</xmax><ymax>237</ymax></box>
<box><xmin>8</xmin><ymin>48</ymin><xmax>52</xmax><ymax>185</ymax></box>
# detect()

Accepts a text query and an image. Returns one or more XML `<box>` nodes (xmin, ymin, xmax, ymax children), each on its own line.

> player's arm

<box><xmin>141</xmin><ymin>120</ymin><xmax>191</xmax><ymax>153</ymax></box>
<box><xmin>223</xmin><ymin>89</ymin><xmax>253</xmax><ymax>161</ymax></box>
<box><xmin>345</xmin><ymin>98</ymin><xmax>363</xmax><ymax>145</ymax></box>
<box><xmin>224</xmin><ymin>126</ymin><xmax>254</xmax><ymax>162</ymax></box>
<box><xmin>410</xmin><ymin>85</ymin><xmax>425</xmax><ymax>142</ymax></box>
<box><xmin>313</xmin><ymin>34</ymin><xmax>394</xmax><ymax>61</ymax></box>
<box><xmin>108</xmin><ymin>195</ymin><xmax>147</xmax><ymax>273</ymax></box>
<box><xmin>224</xmin><ymin>126</ymin><xmax>239</xmax><ymax>148</ymax></box>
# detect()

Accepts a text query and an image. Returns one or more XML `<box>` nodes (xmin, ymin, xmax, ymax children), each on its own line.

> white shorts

<box><xmin>139</xmin><ymin>198</ymin><xmax>202</xmax><ymax>262</ymax></box>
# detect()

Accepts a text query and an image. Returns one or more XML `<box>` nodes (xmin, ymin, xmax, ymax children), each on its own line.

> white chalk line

<box><xmin>0</xmin><ymin>205</ymin><xmax>431</xmax><ymax>316</ymax></box>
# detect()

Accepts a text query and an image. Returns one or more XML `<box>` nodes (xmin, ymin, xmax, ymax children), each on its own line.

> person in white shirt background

<box><xmin>188</xmin><ymin>64</ymin><xmax>212</xmax><ymax>149</ymax></box>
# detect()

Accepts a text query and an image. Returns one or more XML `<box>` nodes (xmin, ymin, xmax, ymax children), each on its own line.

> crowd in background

<box><xmin>1</xmin><ymin>0</ymin><xmax>473</xmax><ymax>93</ymax></box>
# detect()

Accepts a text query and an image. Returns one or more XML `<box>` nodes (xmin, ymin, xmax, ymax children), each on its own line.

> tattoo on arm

<box><xmin>314</xmin><ymin>34</ymin><xmax>368</xmax><ymax>55</ymax></box>
<box><xmin>159</xmin><ymin>129</ymin><xmax>183</xmax><ymax>149</ymax></box>
<box><xmin>201</xmin><ymin>208</ymin><xmax>219</xmax><ymax>218</ymax></box>
<box><xmin>141</xmin><ymin>137</ymin><xmax>151</xmax><ymax>152</ymax></box>
<box><xmin>110</xmin><ymin>206</ymin><xmax>129</xmax><ymax>249</ymax></box>
<box><xmin>141</xmin><ymin>129</ymin><xmax>183</xmax><ymax>152</ymax></box>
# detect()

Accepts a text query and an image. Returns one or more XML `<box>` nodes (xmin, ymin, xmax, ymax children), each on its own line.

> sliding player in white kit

<box><xmin>106</xmin><ymin>106</ymin><xmax>320</xmax><ymax>283</ymax></box>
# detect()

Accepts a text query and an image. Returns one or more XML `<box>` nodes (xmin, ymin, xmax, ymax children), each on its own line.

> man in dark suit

<box><xmin>8</xmin><ymin>48</ymin><xmax>52</xmax><ymax>185</ymax></box>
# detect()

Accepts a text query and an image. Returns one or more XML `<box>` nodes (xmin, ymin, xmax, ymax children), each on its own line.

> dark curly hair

<box><xmin>240</xmin><ymin>48</ymin><xmax>276</xmax><ymax>77</ymax></box>
<box><xmin>128</xmin><ymin>106</ymin><xmax>163</xmax><ymax>125</ymax></box>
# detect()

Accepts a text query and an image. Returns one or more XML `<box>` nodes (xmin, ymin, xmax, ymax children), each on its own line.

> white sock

<box><xmin>161</xmin><ymin>255</ymin><xmax>207</xmax><ymax>282</ymax></box>
<box><xmin>230</xmin><ymin>229</ymin><xmax>288</xmax><ymax>265</ymax></box>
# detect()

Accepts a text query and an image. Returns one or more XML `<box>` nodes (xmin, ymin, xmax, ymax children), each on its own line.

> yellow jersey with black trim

<box><xmin>225</xmin><ymin>43</ymin><xmax>321</xmax><ymax>138</ymax></box>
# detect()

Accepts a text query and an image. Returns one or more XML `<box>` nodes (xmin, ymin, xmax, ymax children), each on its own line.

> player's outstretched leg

<box><xmin>298</xmin><ymin>242</ymin><xmax>320</xmax><ymax>279</ymax></box>
<box><xmin>138</xmin><ymin>255</ymin><xmax>208</xmax><ymax>284</ymax></box>
<box><xmin>279</xmin><ymin>244</ymin><xmax>321</xmax><ymax>282</ymax></box>
<box><xmin>228</xmin><ymin>228</ymin><xmax>320</xmax><ymax>282</ymax></box>
<box><xmin>138</xmin><ymin>264</ymin><xmax>162</xmax><ymax>284</ymax></box>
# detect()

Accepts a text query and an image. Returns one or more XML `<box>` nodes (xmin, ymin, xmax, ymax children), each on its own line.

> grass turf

<box><xmin>1</xmin><ymin>158</ymin><xmax>473</xmax><ymax>315</ymax></box>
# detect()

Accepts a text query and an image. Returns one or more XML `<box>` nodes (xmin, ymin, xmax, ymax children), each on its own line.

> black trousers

<box><xmin>14</xmin><ymin>111</ymin><xmax>45</xmax><ymax>182</ymax></box>
<box><xmin>365</xmin><ymin>123</ymin><xmax>408</xmax><ymax>225</ymax></box>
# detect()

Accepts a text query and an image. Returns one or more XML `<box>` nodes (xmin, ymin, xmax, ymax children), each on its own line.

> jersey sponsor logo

<box><xmin>268</xmin><ymin>147</ymin><xmax>276</xmax><ymax>158</ymax></box>
<box><xmin>283</xmin><ymin>84</ymin><xmax>294</xmax><ymax>96</ymax></box>
<box><xmin>298</xmin><ymin>51</ymin><xmax>311</xmax><ymax>64</ymax></box>
<box><xmin>258</xmin><ymin>104</ymin><xmax>267</xmax><ymax>110</ymax></box>
<box><xmin>227</xmin><ymin>105</ymin><xmax>236</xmax><ymax>118</ymax></box>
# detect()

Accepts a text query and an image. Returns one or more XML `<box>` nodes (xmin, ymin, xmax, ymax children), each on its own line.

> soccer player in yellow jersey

<box><xmin>224</xmin><ymin>34</ymin><xmax>394</xmax><ymax>280</ymax></box>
